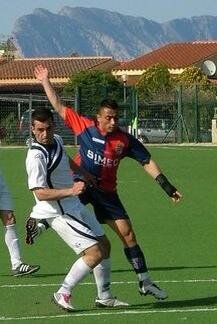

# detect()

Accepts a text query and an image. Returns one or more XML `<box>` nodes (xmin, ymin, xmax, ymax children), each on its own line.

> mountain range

<box><xmin>11</xmin><ymin>6</ymin><xmax>217</xmax><ymax>60</ymax></box>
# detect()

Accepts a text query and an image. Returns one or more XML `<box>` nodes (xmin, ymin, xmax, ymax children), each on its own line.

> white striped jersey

<box><xmin>26</xmin><ymin>134</ymin><xmax>81</xmax><ymax>218</ymax></box>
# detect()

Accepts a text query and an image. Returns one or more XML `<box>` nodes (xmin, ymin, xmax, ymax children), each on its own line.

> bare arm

<box><xmin>143</xmin><ymin>159</ymin><xmax>162</xmax><ymax>179</ymax></box>
<box><xmin>33</xmin><ymin>181</ymin><xmax>85</xmax><ymax>201</ymax></box>
<box><xmin>34</xmin><ymin>65</ymin><xmax>65</xmax><ymax>119</ymax></box>
<box><xmin>144</xmin><ymin>159</ymin><xmax>182</xmax><ymax>203</ymax></box>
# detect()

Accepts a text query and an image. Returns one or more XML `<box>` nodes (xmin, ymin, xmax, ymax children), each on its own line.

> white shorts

<box><xmin>32</xmin><ymin>205</ymin><xmax>104</xmax><ymax>255</ymax></box>
<box><xmin>0</xmin><ymin>174</ymin><xmax>13</xmax><ymax>211</ymax></box>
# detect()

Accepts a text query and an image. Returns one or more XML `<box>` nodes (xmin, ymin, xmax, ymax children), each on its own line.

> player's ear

<box><xmin>31</xmin><ymin>125</ymin><xmax>35</xmax><ymax>135</ymax></box>
<box><xmin>96</xmin><ymin>113</ymin><xmax>101</xmax><ymax>121</ymax></box>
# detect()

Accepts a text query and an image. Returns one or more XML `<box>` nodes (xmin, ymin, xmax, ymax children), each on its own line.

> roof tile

<box><xmin>113</xmin><ymin>41</ymin><xmax>217</xmax><ymax>71</ymax></box>
<box><xmin>0</xmin><ymin>56</ymin><xmax>120</xmax><ymax>80</ymax></box>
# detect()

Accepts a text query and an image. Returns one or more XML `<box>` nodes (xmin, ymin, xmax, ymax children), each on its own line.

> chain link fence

<box><xmin>136</xmin><ymin>85</ymin><xmax>216</xmax><ymax>144</ymax></box>
<box><xmin>0</xmin><ymin>94</ymin><xmax>75</xmax><ymax>145</ymax></box>
<box><xmin>0</xmin><ymin>84</ymin><xmax>216</xmax><ymax>145</ymax></box>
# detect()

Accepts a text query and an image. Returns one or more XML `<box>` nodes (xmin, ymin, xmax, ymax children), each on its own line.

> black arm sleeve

<box><xmin>155</xmin><ymin>173</ymin><xmax>177</xmax><ymax>197</ymax></box>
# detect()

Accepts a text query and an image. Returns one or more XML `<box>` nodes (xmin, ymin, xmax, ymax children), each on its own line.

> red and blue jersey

<box><xmin>64</xmin><ymin>107</ymin><xmax>151</xmax><ymax>192</ymax></box>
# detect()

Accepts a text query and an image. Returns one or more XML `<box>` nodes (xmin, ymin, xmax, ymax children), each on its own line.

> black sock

<box><xmin>124</xmin><ymin>244</ymin><xmax>148</xmax><ymax>274</ymax></box>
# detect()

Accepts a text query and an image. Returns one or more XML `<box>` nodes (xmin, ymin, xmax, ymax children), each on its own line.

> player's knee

<box><xmin>0</xmin><ymin>210</ymin><xmax>16</xmax><ymax>226</ymax></box>
<box><xmin>96</xmin><ymin>247</ymin><xmax>104</xmax><ymax>263</ymax></box>
<box><xmin>84</xmin><ymin>243</ymin><xmax>104</xmax><ymax>267</ymax></box>
<box><xmin>98</xmin><ymin>235</ymin><xmax>111</xmax><ymax>259</ymax></box>
<box><xmin>122</xmin><ymin>229</ymin><xmax>136</xmax><ymax>245</ymax></box>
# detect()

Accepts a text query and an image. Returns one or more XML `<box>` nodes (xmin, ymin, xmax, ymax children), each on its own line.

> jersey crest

<box><xmin>114</xmin><ymin>141</ymin><xmax>125</xmax><ymax>155</ymax></box>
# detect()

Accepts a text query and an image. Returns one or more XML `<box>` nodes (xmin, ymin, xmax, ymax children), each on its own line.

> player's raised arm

<box><xmin>144</xmin><ymin>159</ymin><xmax>182</xmax><ymax>203</ymax></box>
<box><xmin>34</xmin><ymin>65</ymin><xmax>65</xmax><ymax>119</ymax></box>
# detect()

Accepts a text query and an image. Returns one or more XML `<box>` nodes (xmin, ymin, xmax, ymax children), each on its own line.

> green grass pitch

<box><xmin>0</xmin><ymin>145</ymin><xmax>217</xmax><ymax>323</ymax></box>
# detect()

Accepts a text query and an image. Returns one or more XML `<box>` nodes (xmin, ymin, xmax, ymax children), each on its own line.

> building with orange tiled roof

<box><xmin>1</xmin><ymin>41</ymin><xmax>217</xmax><ymax>93</ymax></box>
<box><xmin>0</xmin><ymin>56</ymin><xmax>120</xmax><ymax>94</ymax></box>
<box><xmin>112</xmin><ymin>41</ymin><xmax>217</xmax><ymax>85</ymax></box>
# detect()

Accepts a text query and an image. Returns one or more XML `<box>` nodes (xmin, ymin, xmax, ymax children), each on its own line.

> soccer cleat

<box><xmin>53</xmin><ymin>292</ymin><xmax>75</xmax><ymax>312</ymax></box>
<box><xmin>25</xmin><ymin>217</ymin><xmax>39</xmax><ymax>245</ymax></box>
<box><xmin>139</xmin><ymin>279</ymin><xmax>168</xmax><ymax>300</ymax></box>
<box><xmin>13</xmin><ymin>263</ymin><xmax>40</xmax><ymax>277</ymax></box>
<box><xmin>95</xmin><ymin>297</ymin><xmax>130</xmax><ymax>308</ymax></box>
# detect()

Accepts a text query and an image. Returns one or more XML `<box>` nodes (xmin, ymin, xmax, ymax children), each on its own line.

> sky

<box><xmin>1</xmin><ymin>0</ymin><xmax>217</xmax><ymax>37</ymax></box>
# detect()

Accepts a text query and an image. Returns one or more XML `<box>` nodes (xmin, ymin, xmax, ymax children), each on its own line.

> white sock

<box><xmin>57</xmin><ymin>257</ymin><xmax>91</xmax><ymax>295</ymax></box>
<box><xmin>93</xmin><ymin>258</ymin><xmax>113</xmax><ymax>300</ymax></box>
<box><xmin>4</xmin><ymin>224</ymin><xmax>22</xmax><ymax>270</ymax></box>
<box><xmin>138</xmin><ymin>272</ymin><xmax>150</xmax><ymax>281</ymax></box>
<box><xmin>37</xmin><ymin>222</ymin><xmax>47</xmax><ymax>238</ymax></box>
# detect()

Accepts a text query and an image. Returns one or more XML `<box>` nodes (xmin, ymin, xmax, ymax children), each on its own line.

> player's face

<box><xmin>96</xmin><ymin>108</ymin><xmax>118</xmax><ymax>134</ymax></box>
<box><xmin>32</xmin><ymin>119</ymin><xmax>55</xmax><ymax>145</ymax></box>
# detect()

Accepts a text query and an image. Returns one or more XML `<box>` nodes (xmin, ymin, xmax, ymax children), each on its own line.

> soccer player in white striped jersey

<box><xmin>0</xmin><ymin>171</ymin><xmax>40</xmax><ymax>276</ymax></box>
<box><xmin>25</xmin><ymin>107</ymin><xmax>129</xmax><ymax>311</ymax></box>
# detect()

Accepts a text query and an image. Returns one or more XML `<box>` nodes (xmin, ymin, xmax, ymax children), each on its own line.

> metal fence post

<box><xmin>28</xmin><ymin>93</ymin><xmax>33</xmax><ymax>147</ymax></box>
<box><xmin>74</xmin><ymin>86</ymin><xmax>80</xmax><ymax>146</ymax></box>
<box><xmin>131</xmin><ymin>88</ymin><xmax>138</xmax><ymax>138</ymax></box>
<box><xmin>135</xmin><ymin>89</ymin><xmax>139</xmax><ymax>139</ymax></box>
<box><xmin>177</xmin><ymin>85</ymin><xmax>183</xmax><ymax>143</ymax></box>
<box><xmin>101</xmin><ymin>85</ymin><xmax>108</xmax><ymax>98</ymax></box>
<box><xmin>194</xmin><ymin>84</ymin><xmax>200</xmax><ymax>143</ymax></box>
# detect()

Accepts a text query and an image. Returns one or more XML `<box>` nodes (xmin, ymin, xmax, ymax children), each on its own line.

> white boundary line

<box><xmin>1</xmin><ymin>307</ymin><xmax>217</xmax><ymax>321</ymax></box>
<box><xmin>1</xmin><ymin>278</ymin><xmax>217</xmax><ymax>288</ymax></box>
<box><xmin>1</xmin><ymin>279</ymin><xmax>217</xmax><ymax>321</ymax></box>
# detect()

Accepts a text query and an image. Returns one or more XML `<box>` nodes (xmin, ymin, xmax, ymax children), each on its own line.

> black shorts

<box><xmin>79</xmin><ymin>186</ymin><xmax>129</xmax><ymax>224</ymax></box>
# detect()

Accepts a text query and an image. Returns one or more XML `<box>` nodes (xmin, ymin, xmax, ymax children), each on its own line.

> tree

<box><xmin>0</xmin><ymin>37</ymin><xmax>18</xmax><ymax>60</ymax></box>
<box><xmin>63</xmin><ymin>69</ymin><xmax>122</xmax><ymax>115</ymax></box>
<box><xmin>175</xmin><ymin>66</ymin><xmax>215</xmax><ymax>142</ymax></box>
<box><xmin>175</xmin><ymin>66</ymin><xmax>210</xmax><ymax>88</ymax></box>
<box><xmin>135</xmin><ymin>63</ymin><xmax>174</xmax><ymax>101</ymax></box>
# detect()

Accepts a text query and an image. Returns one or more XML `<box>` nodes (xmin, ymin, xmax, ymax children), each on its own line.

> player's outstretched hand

<box><xmin>171</xmin><ymin>191</ymin><xmax>182</xmax><ymax>203</ymax></box>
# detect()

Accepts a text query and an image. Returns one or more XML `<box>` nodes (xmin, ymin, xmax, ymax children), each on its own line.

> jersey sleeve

<box><xmin>125</xmin><ymin>133</ymin><xmax>151</xmax><ymax>165</ymax></box>
<box><xmin>64</xmin><ymin>106</ymin><xmax>94</xmax><ymax>135</ymax></box>
<box><xmin>26</xmin><ymin>150</ymin><xmax>48</xmax><ymax>190</ymax></box>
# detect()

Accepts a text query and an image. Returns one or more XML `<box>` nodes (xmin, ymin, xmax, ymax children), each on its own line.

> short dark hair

<box><xmin>31</xmin><ymin>108</ymin><xmax>54</xmax><ymax>125</ymax></box>
<box><xmin>97</xmin><ymin>98</ymin><xmax>119</xmax><ymax>113</ymax></box>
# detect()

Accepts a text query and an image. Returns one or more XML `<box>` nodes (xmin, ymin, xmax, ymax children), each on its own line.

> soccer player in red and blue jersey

<box><xmin>34</xmin><ymin>65</ymin><xmax>182</xmax><ymax>301</ymax></box>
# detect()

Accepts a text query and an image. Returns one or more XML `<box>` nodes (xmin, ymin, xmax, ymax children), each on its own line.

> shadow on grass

<box><xmin>1</xmin><ymin>265</ymin><xmax>217</xmax><ymax>278</ymax></box>
<box><xmin>153</xmin><ymin>295</ymin><xmax>217</xmax><ymax>308</ymax></box>
<box><xmin>35</xmin><ymin>264</ymin><xmax>217</xmax><ymax>277</ymax></box>
<box><xmin>125</xmin><ymin>295</ymin><xmax>217</xmax><ymax>309</ymax></box>
<box><xmin>54</xmin><ymin>296</ymin><xmax>217</xmax><ymax>313</ymax></box>
<box><xmin>111</xmin><ymin>264</ymin><xmax>217</xmax><ymax>273</ymax></box>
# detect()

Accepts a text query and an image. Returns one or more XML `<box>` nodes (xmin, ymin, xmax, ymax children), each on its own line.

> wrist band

<box><xmin>155</xmin><ymin>173</ymin><xmax>177</xmax><ymax>197</ymax></box>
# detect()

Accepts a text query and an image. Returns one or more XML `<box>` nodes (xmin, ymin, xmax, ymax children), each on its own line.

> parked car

<box><xmin>137</xmin><ymin>118</ymin><xmax>176</xmax><ymax>143</ymax></box>
<box><xmin>19</xmin><ymin>109</ymin><xmax>75</xmax><ymax>144</ymax></box>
